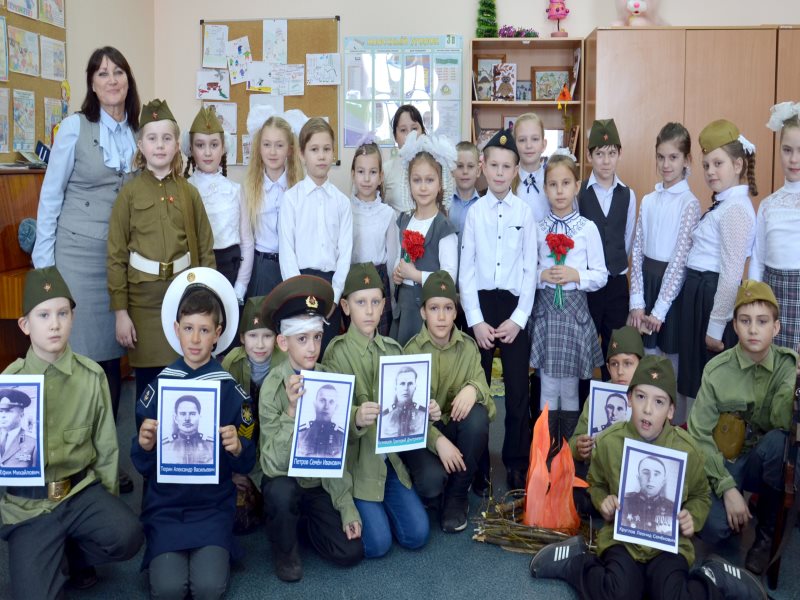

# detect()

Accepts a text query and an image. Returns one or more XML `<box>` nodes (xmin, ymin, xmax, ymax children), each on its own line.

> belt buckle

<box><xmin>159</xmin><ymin>261</ymin><xmax>173</xmax><ymax>279</ymax></box>
<box><xmin>48</xmin><ymin>479</ymin><xmax>71</xmax><ymax>501</ymax></box>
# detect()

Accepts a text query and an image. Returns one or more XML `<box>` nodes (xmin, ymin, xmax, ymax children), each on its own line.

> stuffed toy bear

<box><xmin>612</xmin><ymin>0</ymin><xmax>665</xmax><ymax>26</ymax></box>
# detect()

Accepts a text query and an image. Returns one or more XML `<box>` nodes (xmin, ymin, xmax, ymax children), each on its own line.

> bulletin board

<box><xmin>0</xmin><ymin>1</ymin><xmax>67</xmax><ymax>163</ymax></box>
<box><xmin>200</xmin><ymin>17</ymin><xmax>340</xmax><ymax>163</ymax></box>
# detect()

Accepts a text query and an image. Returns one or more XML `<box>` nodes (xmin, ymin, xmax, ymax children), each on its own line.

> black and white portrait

<box><xmin>0</xmin><ymin>375</ymin><xmax>44</xmax><ymax>486</ymax></box>
<box><xmin>588</xmin><ymin>381</ymin><xmax>630</xmax><ymax>437</ymax></box>
<box><xmin>376</xmin><ymin>354</ymin><xmax>431</xmax><ymax>454</ymax></box>
<box><xmin>162</xmin><ymin>395</ymin><xmax>215</xmax><ymax>464</ymax></box>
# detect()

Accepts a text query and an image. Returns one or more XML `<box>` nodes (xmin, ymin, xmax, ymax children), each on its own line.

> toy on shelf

<box><xmin>545</xmin><ymin>0</ymin><xmax>570</xmax><ymax>38</ymax></box>
<box><xmin>612</xmin><ymin>0</ymin><xmax>665</xmax><ymax>27</ymax></box>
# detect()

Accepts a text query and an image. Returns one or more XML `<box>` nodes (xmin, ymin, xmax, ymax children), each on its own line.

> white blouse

<box><xmin>351</xmin><ymin>194</ymin><xmax>400</xmax><ymax>268</ymax></box>
<box><xmin>516</xmin><ymin>163</ymin><xmax>550</xmax><ymax>223</ymax></box>
<box><xmin>188</xmin><ymin>170</ymin><xmax>254</xmax><ymax>299</ymax></box>
<box><xmin>749</xmin><ymin>180</ymin><xmax>800</xmax><ymax>279</ymax></box>
<box><xmin>630</xmin><ymin>179</ymin><xmax>701</xmax><ymax>321</ymax></box>
<box><xmin>254</xmin><ymin>171</ymin><xmax>286</xmax><ymax>253</ymax></box>
<box><xmin>397</xmin><ymin>214</ymin><xmax>458</xmax><ymax>287</ymax></box>
<box><xmin>536</xmin><ymin>211</ymin><xmax>608</xmax><ymax>293</ymax></box>
<box><xmin>686</xmin><ymin>184</ymin><xmax>756</xmax><ymax>340</ymax></box>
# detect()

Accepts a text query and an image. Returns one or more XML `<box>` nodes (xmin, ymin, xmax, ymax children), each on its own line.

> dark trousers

<box><xmin>261</xmin><ymin>476</ymin><xmax>362</xmax><ymax>567</ymax></box>
<box><xmin>701</xmin><ymin>429</ymin><xmax>787</xmax><ymax>545</ymax></box>
<box><xmin>97</xmin><ymin>358</ymin><xmax>121</xmax><ymax>420</ymax></box>
<box><xmin>300</xmin><ymin>268</ymin><xmax>342</xmax><ymax>357</ymax></box>
<box><xmin>587</xmin><ymin>274</ymin><xmax>629</xmax><ymax>380</ymax></box>
<box><xmin>402</xmin><ymin>404</ymin><xmax>490</xmax><ymax>500</ymax></box>
<box><xmin>474</xmin><ymin>289</ymin><xmax>531</xmax><ymax>472</ymax></box>
<box><xmin>248</xmin><ymin>251</ymin><xmax>282</xmax><ymax>297</ymax></box>
<box><xmin>563</xmin><ymin>545</ymin><xmax>720</xmax><ymax>600</ymax></box>
<box><xmin>0</xmin><ymin>482</ymin><xmax>143</xmax><ymax>600</ymax></box>
<box><xmin>213</xmin><ymin>245</ymin><xmax>242</xmax><ymax>287</ymax></box>
<box><xmin>148</xmin><ymin>546</ymin><xmax>230</xmax><ymax>600</ymax></box>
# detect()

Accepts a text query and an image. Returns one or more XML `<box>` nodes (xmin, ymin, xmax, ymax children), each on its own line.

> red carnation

<box><xmin>402</xmin><ymin>230</ymin><xmax>426</xmax><ymax>263</ymax></box>
<box><xmin>544</xmin><ymin>232</ymin><xmax>575</xmax><ymax>309</ymax></box>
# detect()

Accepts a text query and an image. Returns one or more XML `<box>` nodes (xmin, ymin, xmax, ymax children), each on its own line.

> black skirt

<box><xmin>676</xmin><ymin>268</ymin><xmax>738</xmax><ymax>398</ymax></box>
<box><xmin>641</xmin><ymin>256</ymin><xmax>681</xmax><ymax>353</ymax></box>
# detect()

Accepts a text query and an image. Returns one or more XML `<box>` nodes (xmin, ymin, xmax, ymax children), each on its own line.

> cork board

<box><xmin>0</xmin><ymin>4</ymin><xmax>67</xmax><ymax>163</ymax></box>
<box><xmin>201</xmin><ymin>17</ymin><xmax>340</xmax><ymax>162</ymax></box>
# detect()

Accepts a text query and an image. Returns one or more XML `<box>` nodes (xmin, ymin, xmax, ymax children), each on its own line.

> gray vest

<box><xmin>58</xmin><ymin>113</ymin><xmax>134</xmax><ymax>241</ymax></box>
<box><xmin>578</xmin><ymin>181</ymin><xmax>631</xmax><ymax>275</ymax></box>
<box><xmin>396</xmin><ymin>212</ymin><xmax>455</xmax><ymax>304</ymax></box>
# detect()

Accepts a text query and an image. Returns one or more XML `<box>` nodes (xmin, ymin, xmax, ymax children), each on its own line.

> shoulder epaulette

<box><xmin>3</xmin><ymin>358</ymin><xmax>25</xmax><ymax>374</ymax></box>
<box><xmin>73</xmin><ymin>353</ymin><xmax>105</xmax><ymax>375</ymax></box>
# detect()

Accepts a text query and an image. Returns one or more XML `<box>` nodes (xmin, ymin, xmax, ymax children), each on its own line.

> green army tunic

<box><xmin>403</xmin><ymin>325</ymin><xmax>495</xmax><ymax>452</ymax></box>
<box><xmin>687</xmin><ymin>344</ymin><xmax>797</xmax><ymax>497</ymax></box>
<box><xmin>568</xmin><ymin>399</ymin><xmax>593</xmax><ymax>462</ymax></box>
<box><xmin>107</xmin><ymin>169</ymin><xmax>215</xmax><ymax>367</ymax></box>
<box><xmin>322</xmin><ymin>326</ymin><xmax>414</xmax><ymax>502</ymax></box>
<box><xmin>259</xmin><ymin>358</ymin><xmax>360</xmax><ymax>527</ymax></box>
<box><xmin>222</xmin><ymin>346</ymin><xmax>285</xmax><ymax>395</ymax></box>
<box><xmin>588</xmin><ymin>420</ymin><xmax>710</xmax><ymax>565</ymax></box>
<box><xmin>1</xmin><ymin>346</ymin><xmax>119</xmax><ymax>524</ymax></box>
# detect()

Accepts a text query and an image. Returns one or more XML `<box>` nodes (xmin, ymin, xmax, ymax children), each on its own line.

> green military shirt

<box><xmin>259</xmin><ymin>358</ymin><xmax>360</xmax><ymax>527</ymax></box>
<box><xmin>1</xmin><ymin>346</ymin><xmax>119</xmax><ymax>524</ymax></box>
<box><xmin>322</xmin><ymin>326</ymin><xmax>413</xmax><ymax>502</ymax></box>
<box><xmin>404</xmin><ymin>326</ymin><xmax>495</xmax><ymax>452</ymax></box>
<box><xmin>568</xmin><ymin>398</ymin><xmax>592</xmax><ymax>462</ymax></box>
<box><xmin>107</xmin><ymin>168</ymin><xmax>215</xmax><ymax>310</ymax></box>
<box><xmin>589</xmin><ymin>420</ymin><xmax>710</xmax><ymax>565</ymax></box>
<box><xmin>687</xmin><ymin>344</ymin><xmax>797</xmax><ymax>497</ymax></box>
<box><xmin>222</xmin><ymin>346</ymin><xmax>285</xmax><ymax>394</ymax></box>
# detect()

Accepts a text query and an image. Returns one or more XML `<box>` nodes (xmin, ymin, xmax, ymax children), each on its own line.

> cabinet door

<box><xmin>774</xmin><ymin>28</ymin><xmax>800</xmax><ymax>189</ymax></box>
<box><xmin>593</xmin><ymin>29</ymin><xmax>685</xmax><ymax>204</ymax></box>
<box><xmin>684</xmin><ymin>29</ymin><xmax>776</xmax><ymax>207</ymax></box>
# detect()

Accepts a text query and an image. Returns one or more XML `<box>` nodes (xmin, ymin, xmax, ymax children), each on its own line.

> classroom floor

<box><xmin>0</xmin><ymin>378</ymin><xmax>798</xmax><ymax>599</ymax></box>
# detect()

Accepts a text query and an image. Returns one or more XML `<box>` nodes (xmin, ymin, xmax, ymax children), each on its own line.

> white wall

<box><xmin>65</xmin><ymin>0</ymin><xmax>799</xmax><ymax>190</ymax></box>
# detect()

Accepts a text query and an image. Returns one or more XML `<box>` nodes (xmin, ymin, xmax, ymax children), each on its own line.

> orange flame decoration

<box><xmin>557</xmin><ymin>84</ymin><xmax>572</xmax><ymax>115</ymax></box>
<box><xmin>523</xmin><ymin>404</ymin><xmax>588</xmax><ymax>530</ymax></box>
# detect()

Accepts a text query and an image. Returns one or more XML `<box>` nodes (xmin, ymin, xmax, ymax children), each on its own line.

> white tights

<box><xmin>539</xmin><ymin>373</ymin><xmax>579</xmax><ymax>411</ymax></box>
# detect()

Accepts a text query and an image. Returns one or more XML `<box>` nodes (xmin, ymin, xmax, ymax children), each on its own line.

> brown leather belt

<box><xmin>7</xmin><ymin>468</ymin><xmax>89</xmax><ymax>501</ymax></box>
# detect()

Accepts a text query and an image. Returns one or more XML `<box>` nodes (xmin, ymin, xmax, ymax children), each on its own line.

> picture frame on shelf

<box><xmin>532</xmin><ymin>67</ymin><xmax>571</xmax><ymax>101</ymax></box>
<box><xmin>492</xmin><ymin>63</ymin><xmax>517</xmax><ymax>102</ymax></box>
<box><xmin>502</xmin><ymin>115</ymin><xmax>517</xmax><ymax>131</ymax></box>
<box><xmin>516</xmin><ymin>80</ymin><xmax>532</xmax><ymax>101</ymax></box>
<box><xmin>568</xmin><ymin>124</ymin><xmax>581</xmax><ymax>157</ymax></box>
<box><xmin>474</xmin><ymin>54</ymin><xmax>505</xmax><ymax>101</ymax></box>
<box><xmin>476</xmin><ymin>128</ymin><xmax>499</xmax><ymax>153</ymax></box>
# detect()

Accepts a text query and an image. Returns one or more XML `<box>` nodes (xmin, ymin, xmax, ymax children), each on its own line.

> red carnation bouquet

<box><xmin>545</xmin><ymin>232</ymin><xmax>575</xmax><ymax>309</ymax></box>
<box><xmin>401</xmin><ymin>230</ymin><xmax>425</xmax><ymax>263</ymax></box>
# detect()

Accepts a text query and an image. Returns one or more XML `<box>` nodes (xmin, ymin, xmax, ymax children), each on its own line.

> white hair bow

<box><xmin>246</xmin><ymin>105</ymin><xmax>309</xmax><ymax>138</ymax></box>
<box><xmin>766</xmin><ymin>101</ymin><xmax>800</xmax><ymax>133</ymax></box>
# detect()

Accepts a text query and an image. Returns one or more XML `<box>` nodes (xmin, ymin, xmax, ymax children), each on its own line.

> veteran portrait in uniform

<box><xmin>621</xmin><ymin>455</ymin><xmax>676</xmax><ymax>535</ymax></box>
<box><xmin>161</xmin><ymin>395</ymin><xmax>215</xmax><ymax>464</ymax></box>
<box><xmin>380</xmin><ymin>366</ymin><xmax>427</xmax><ymax>439</ymax></box>
<box><xmin>591</xmin><ymin>392</ymin><xmax>628</xmax><ymax>436</ymax></box>
<box><xmin>0</xmin><ymin>388</ymin><xmax>38</xmax><ymax>469</ymax></box>
<box><xmin>296</xmin><ymin>384</ymin><xmax>346</xmax><ymax>458</ymax></box>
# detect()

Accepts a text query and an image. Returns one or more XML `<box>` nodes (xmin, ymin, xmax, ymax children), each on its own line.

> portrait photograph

<box><xmin>376</xmin><ymin>354</ymin><xmax>431</xmax><ymax>454</ymax></box>
<box><xmin>0</xmin><ymin>374</ymin><xmax>44</xmax><ymax>486</ymax></box>
<box><xmin>157</xmin><ymin>379</ymin><xmax>220</xmax><ymax>484</ymax></box>
<box><xmin>614</xmin><ymin>438</ymin><xmax>687</xmax><ymax>554</ymax></box>
<box><xmin>588</xmin><ymin>381</ymin><xmax>630</xmax><ymax>437</ymax></box>
<box><xmin>288</xmin><ymin>371</ymin><xmax>355</xmax><ymax>479</ymax></box>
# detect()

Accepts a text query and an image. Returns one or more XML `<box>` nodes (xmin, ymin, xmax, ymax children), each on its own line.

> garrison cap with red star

<box><xmin>627</xmin><ymin>355</ymin><xmax>676</xmax><ymax>404</ymax></box>
<box><xmin>422</xmin><ymin>270</ymin><xmax>457</xmax><ymax>304</ymax></box>
<box><xmin>22</xmin><ymin>266</ymin><xmax>75</xmax><ymax>315</ymax></box>
<box><xmin>240</xmin><ymin>295</ymin><xmax>270</xmax><ymax>335</ymax></box>
<box><xmin>588</xmin><ymin>118</ymin><xmax>621</xmax><ymax>151</ymax></box>
<box><xmin>342</xmin><ymin>263</ymin><xmax>384</xmax><ymax>298</ymax></box>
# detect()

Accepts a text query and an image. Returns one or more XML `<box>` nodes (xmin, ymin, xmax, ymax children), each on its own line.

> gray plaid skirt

<box><xmin>765</xmin><ymin>266</ymin><xmax>800</xmax><ymax>352</ymax></box>
<box><xmin>529</xmin><ymin>286</ymin><xmax>603</xmax><ymax>378</ymax></box>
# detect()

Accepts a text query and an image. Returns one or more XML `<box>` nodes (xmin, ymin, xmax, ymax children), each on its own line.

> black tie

<box><xmin>524</xmin><ymin>173</ymin><xmax>539</xmax><ymax>194</ymax></box>
<box><xmin>701</xmin><ymin>198</ymin><xmax>721</xmax><ymax>220</ymax></box>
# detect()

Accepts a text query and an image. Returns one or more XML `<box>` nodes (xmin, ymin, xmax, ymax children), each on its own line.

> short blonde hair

<box><xmin>133</xmin><ymin>120</ymin><xmax>183</xmax><ymax>178</ymax></box>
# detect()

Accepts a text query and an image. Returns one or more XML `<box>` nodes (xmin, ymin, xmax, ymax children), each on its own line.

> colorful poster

<box><xmin>202</xmin><ymin>23</ymin><xmax>228</xmax><ymax>69</ymax></box>
<box><xmin>196</xmin><ymin>69</ymin><xmax>230</xmax><ymax>100</ymax></box>
<box><xmin>226</xmin><ymin>36</ymin><xmax>251</xmax><ymax>85</ymax></box>
<box><xmin>12</xmin><ymin>89</ymin><xmax>35</xmax><ymax>151</ymax></box>
<box><xmin>39</xmin><ymin>0</ymin><xmax>65</xmax><ymax>28</ymax></box>
<box><xmin>7</xmin><ymin>0</ymin><xmax>36</xmax><ymax>19</ymax></box>
<box><xmin>7</xmin><ymin>26</ymin><xmax>39</xmax><ymax>77</ymax></box>
<box><xmin>43</xmin><ymin>96</ymin><xmax>61</xmax><ymax>145</ymax></box>
<box><xmin>306</xmin><ymin>53</ymin><xmax>341</xmax><ymax>86</ymax></box>
<box><xmin>0</xmin><ymin>88</ymin><xmax>9</xmax><ymax>152</ymax></box>
<box><xmin>262</xmin><ymin>19</ymin><xmax>287</xmax><ymax>64</ymax></box>
<box><xmin>0</xmin><ymin>17</ymin><xmax>8</xmax><ymax>82</ymax></box>
<box><xmin>433</xmin><ymin>53</ymin><xmax>461</xmax><ymax>100</ymax></box>
<box><xmin>247</xmin><ymin>62</ymin><xmax>303</xmax><ymax>96</ymax></box>
<box><xmin>0</xmin><ymin>376</ymin><xmax>45</xmax><ymax>487</ymax></box>
<box><xmin>39</xmin><ymin>36</ymin><xmax>65</xmax><ymax>81</ymax></box>
<box><xmin>240</xmin><ymin>134</ymin><xmax>251</xmax><ymax>166</ymax></box>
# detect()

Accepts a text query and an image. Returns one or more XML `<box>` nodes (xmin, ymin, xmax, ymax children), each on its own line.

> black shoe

<box><xmin>441</xmin><ymin>496</ymin><xmax>469</xmax><ymax>533</ymax></box>
<box><xmin>471</xmin><ymin>472</ymin><xmax>490</xmax><ymax>497</ymax></box>
<box><xmin>744</xmin><ymin>528</ymin><xmax>773</xmax><ymax>575</ymax></box>
<box><xmin>69</xmin><ymin>566</ymin><xmax>98</xmax><ymax>590</ymax></box>
<box><xmin>506</xmin><ymin>469</ymin><xmax>526</xmax><ymax>491</ymax></box>
<box><xmin>529</xmin><ymin>535</ymin><xmax>587</xmax><ymax>580</ymax></box>
<box><xmin>273</xmin><ymin>545</ymin><xmax>303</xmax><ymax>582</ymax></box>
<box><xmin>696</xmin><ymin>558</ymin><xmax>767</xmax><ymax>600</ymax></box>
<box><xmin>118</xmin><ymin>468</ymin><xmax>134</xmax><ymax>494</ymax></box>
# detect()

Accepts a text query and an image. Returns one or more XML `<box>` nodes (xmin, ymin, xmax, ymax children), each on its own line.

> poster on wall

<box><xmin>12</xmin><ymin>89</ymin><xmax>35</xmax><ymax>151</ymax></box>
<box><xmin>0</xmin><ymin>88</ymin><xmax>9</xmax><ymax>152</ymax></box>
<box><xmin>7</xmin><ymin>26</ymin><xmax>39</xmax><ymax>77</ymax></box>
<box><xmin>40</xmin><ymin>36</ymin><xmax>66</xmax><ymax>81</ymax></box>
<box><xmin>39</xmin><ymin>0</ymin><xmax>65</xmax><ymax>28</ymax></box>
<box><xmin>7</xmin><ymin>0</ymin><xmax>36</xmax><ymax>20</ymax></box>
<box><xmin>0</xmin><ymin>17</ymin><xmax>8</xmax><ymax>82</ymax></box>
<box><xmin>343</xmin><ymin>34</ymin><xmax>463</xmax><ymax>148</ymax></box>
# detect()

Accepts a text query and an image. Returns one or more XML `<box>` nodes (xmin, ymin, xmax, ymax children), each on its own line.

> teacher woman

<box><xmin>32</xmin><ymin>47</ymin><xmax>140</xmax><ymax>490</ymax></box>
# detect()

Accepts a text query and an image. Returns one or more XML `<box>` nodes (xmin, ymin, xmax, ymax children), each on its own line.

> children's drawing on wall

<box><xmin>196</xmin><ymin>69</ymin><xmax>230</xmax><ymax>100</ymax></box>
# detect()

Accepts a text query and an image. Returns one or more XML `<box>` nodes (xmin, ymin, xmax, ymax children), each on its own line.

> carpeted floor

<box><xmin>1</xmin><ymin>378</ymin><xmax>798</xmax><ymax>599</ymax></box>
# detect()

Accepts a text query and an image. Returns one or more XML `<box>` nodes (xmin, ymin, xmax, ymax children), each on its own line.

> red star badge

<box><xmin>152</xmin><ymin>111</ymin><xmax>158</xmax><ymax>119</ymax></box>
<box><xmin>611</xmin><ymin>341</ymin><xmax>618</xmax><ymax>349</ymax></box>
<box><xmin>43</xmin><ymin>282</ymin><xmax>52</xmax><ymax>292</ymax></box>
<box><xmin>603</xmin><ymin>133</ymin><xmax>609</xmax><ymax>141</ymax></box>
<box><xmin>253</xmin><ymin>316</ymin><xmax>260</xmax><ymax>325</ymax></box>
<box><xmin>440</xmin><ymin>283</ymin><xmax>447</xmax><ymax>291</ymax></box>
<box><xmin>650</xmin><ymin>371</ymin><xmax>659</xmax><ymax>380</ymax></box>
<box><xmin>363</xmin><ymin>276</ymin><xmax>370</xmax><ymax>284</ymax></box>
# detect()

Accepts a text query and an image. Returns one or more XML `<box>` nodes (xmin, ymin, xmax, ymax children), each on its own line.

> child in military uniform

<box><xmin>132</xmin><ymin>267</ymin><xmax>256</xmax><ymax>598</ymax></box>
<box><xmin>402</xmin><ymin>271</ymin><xmax>495</xmax><ymax>533</ymax></box>
<box><xmin>0</xmin><ymin>389</ymin><xmax>37</xmax><ymax>468</ymax></box>
<box><xmin>323</xmin><ymin>263</ymin><xmax>430</xmax><ymax>558</ymax></box>
<box><xmin>687</xmin><ymin>280</ymin><xmax>798</xmax><ymax>575</ymax></box>
<box><xmin>1</xmin><ymin>267</ymin><xmax>142</xmax><ymax>599</ymax></box>
<box><xmin>531</xmin><ymin>355</ymin><xmax>767</xmax><ymax>600</ymax></box>
<box><xmin>259</xmin><ymin>275</ymin><xmax>363</xmax><ymax>581</ymax></box>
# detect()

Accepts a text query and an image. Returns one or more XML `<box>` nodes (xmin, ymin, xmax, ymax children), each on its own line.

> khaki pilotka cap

<box><xmin>627</xmin><ymin>355</ymin><xmax>676</xmax><ymax>404</ymax></box>
<box><xmin>139</xmin><ymin>99</ymin><xmax>176</xmax><ymax>128</ymax></box>
<box><xmin>189</xmin><ymin>107</ymin><xmax>224</xmax><ymax>135</ymax></box>
<box><xmin>342</xmin><ymin>263</ymin><xmax>384</xmax><ymax>298</ymax></box>
<box><xmin>240</xmin><ymin>296</ymin><xmax>269</xmax><ymax>335</ymax></box>
<box><xmin>734</xmin><ymin>280</ymin><xmax>779</xmax><ymax>313</ymax></box>
<box><xmin>606</xmin><ymin>326</ymin><xmax>645</xmax><ymax>360</ymax></box>
<box><xmin>22</xmin><ymin>266</ymin><xmax>75</xmax><ymax>315</ymax></box>
<box><xmin>588</xmin><ymin>119</ymin><xmax>621</xmax><ymax>150</ymax></box>
<box><xmin>698</xmin><ymin>119</ymin><xmax>739</xmax><ymax>154</ymax></box>
<box><xmin>422</xmin><ymin>270</ymin><xmax>458</xmax><ymax>304</ymax></box>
